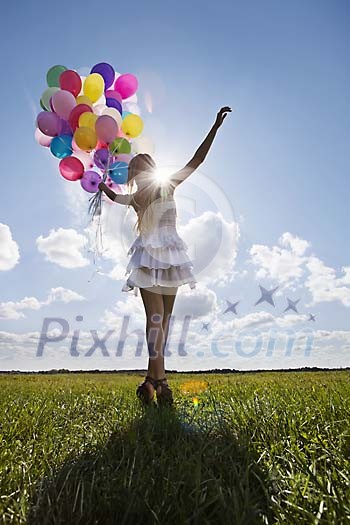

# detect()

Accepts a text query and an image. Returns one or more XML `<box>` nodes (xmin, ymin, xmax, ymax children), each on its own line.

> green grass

<box><xmin>0</xmin><ymin>371</ymin><xmax>349</xmax><ymax>524</ymax></box>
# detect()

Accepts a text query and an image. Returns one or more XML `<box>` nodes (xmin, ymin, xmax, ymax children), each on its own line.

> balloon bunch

<box><xmin>35</xmin><ymin>63</ymin><xmax>154</xmax><ymax>219</ymax></box>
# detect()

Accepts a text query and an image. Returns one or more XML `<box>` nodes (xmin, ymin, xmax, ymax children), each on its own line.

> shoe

<box><xmin>136</xmin><ymin>375</ymin><xmax>158</xmax><ymax>406</ymax></box>
<box><xmin>154</xmin><ymin>377</ymin><xmax>174</xmax><ymax>407</ymax></box>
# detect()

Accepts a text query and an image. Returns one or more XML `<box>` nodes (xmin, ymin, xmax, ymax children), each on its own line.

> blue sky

<box><xmin>0</xmin><ymin>0</ymin><xmax>349</xmax><ymax>371</ymax></box>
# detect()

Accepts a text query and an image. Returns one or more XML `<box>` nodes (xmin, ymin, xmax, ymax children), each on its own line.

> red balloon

<box><xmin>59</xmin><ymin>157</ymin><xmax>84</xmax><ymax>181</ymax></box>
<box><xmin>68</xmin><ymin>104</ymin><xmax>93</xmax><ymax>131</ymax></box>
<box><xmin>96</xmin><ymin>139</ymin><xmax>108</xmax><ymax>150</ymax></box>
<box><xmin>59</xmin><ymin>70</ymin><xmax>82</xmax><ymax>97</ymax></box>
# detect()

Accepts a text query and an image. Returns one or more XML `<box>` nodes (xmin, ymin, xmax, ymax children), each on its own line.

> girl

<box><xmin>98</xmin><ymin>106</ymin><xmax>232</xmax><ymax>407</ymax></box>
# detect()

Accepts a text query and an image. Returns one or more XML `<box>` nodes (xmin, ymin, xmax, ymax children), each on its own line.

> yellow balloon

<box><xmin>79</xmin><ymin>112</ymin><xmax>98</xmax><ymax>129</ymax></box>
<box><xmin>74</xmin><ymin>127</ymin><xmax>97</xmax><ymax>151</ymax></box>
<box><xmin>76</xmin><ymin>95</ymin><xmax>93</xmax><ymax>107</ymax></box>
<box><xmin>83</xmin><ymin>73</ymin><xmax>104</xmax><ymax>103</ymax></box>
<box><xmin>122</xmin><ymin>114</ymin><xmax>144</xmax><ymax>138</ymax></box>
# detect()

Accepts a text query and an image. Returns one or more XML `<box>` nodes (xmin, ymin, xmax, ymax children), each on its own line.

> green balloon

<box><xmin>46</xmin><ymin>65</ymin><xmax>67</xmax><ymax>87</ymax></box>
<box><xmin>109</xmin><ymin>138</ymin><xmax>131</xmax><ymax>155</ymax></box>
<box><xmin>40</xmin><ymin>87</ymin><xmax>60</xmax><ymax>110</ymax></box>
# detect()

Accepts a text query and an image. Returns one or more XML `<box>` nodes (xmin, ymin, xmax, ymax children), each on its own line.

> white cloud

<box><xmin>305</xmin><ymin>257</ymin><xmax>350</xmax><ymax>307</ymax></box>
<box><xmin>99</xmin><ymin>293</ymin><xmax>145</xmax><ymax>329</ymax></box>
<box><xmin>0</xmin><ymin>287</ymin><xmax>85</xmax><ymax>320</ymax></box>
<box><xmin>0</xmin><ymin>297</ymin><xmax>42</xmax><ymax>320</ymax></box>
<box><xmin>279</xmin><ymin>232</ymin><xmax>310</xmax><ymax>256</ymax></box>
<box><xmin>249</xmin><ymin>232</ymin><xmax>309</xmax><ymax>287</ymax></box>
<box><xmin>0</xmin><ymin>223</ymin><xmax>20</xmax><ymax>271</ymax></box>
<box><xmin>173</xmin><ymin>285</ymin><xmax>219</xmax><ymax>319</ymax></box>
<box><xmin>44</xmin><ymin>287</ymin><xmax>85</xmax><ymax>305</ymax></box>
<box><xmin>36</xmin><ymin>228</ymin><xmax>89</xmax><ymax>269</ymax></box>
<box><xmin>179</xmin><ymin>211</ymin><xmax>240</xmax><ymax>286</ymax></box>
<box><xmin>248</xmin><ymin>232</ymin><xmax>350</xmax><ymax>307</ymax></box>
<box><xmin>1</xmin><ymin>325</ymin><xmax>349</xmax><ymax>371</ymax></box>
<box><xmin>212</xmin><ymin>310</ymin><xmax>308</xmax><ymax>333</ymax></box>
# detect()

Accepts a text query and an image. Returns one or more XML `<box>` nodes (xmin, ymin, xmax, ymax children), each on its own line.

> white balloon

<box><xmin>71</xmin><ymin>151</ymin><xmax>94</xmax><ymax>169</ymax></box>
<box><xmin>93</xmin><ymin>104</ymin><xmax>106</xmax><ymax>116</ymax></box>
<box><xmin>131</xmin><ymin>136</ymin><xmax>155</xmax><ymax>155</ymax></box>
<box><xmin>78</xmin><ymin>76</ymin><xmax>86</xmax><ymax>96</ymax></box>
<box><xmin>94</xmin><ymin>93</ymin><xmax>106</xmax><ymax>106</ymax></box>
<box><xmin>123</xmin><ymin>101</ymin><xmax>140</xmax><ymax>115</ymax></box>
<box><xmin>35</xmin><ymin>127</ymin><xmax>52</xmax><ymax>147</ymax></box>
<box><xmin>102</xmin><ymin>107</ymin><xmax>123</xmax><ymax>127</ymax></box>
<box><xmin>123</xmin><ymin>92</ymin><xmax>138</xmax><ymax>104</ymax></box>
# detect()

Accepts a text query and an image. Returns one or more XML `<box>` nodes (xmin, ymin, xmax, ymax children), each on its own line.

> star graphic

<box><xmin>308</xmin><ymin>314</ymin><xmax>316</xmax><ymax>322</ymax></box>
<box><xmin>255</xmin><ymin>285</ymin><xmax>279</xmax><ymax>307</ymax></box>
<box><xmin>284</xmin><ymin>298</ymin><xmax>301</xmax><ymax>313</ymax></box>
<box><xmin>223</xmin><ymin>300</ymin><xmax>240</xmax><ymax>315</ymax></box>
<box><xmin>201</xmin><ymin>322</ymin><xmax>210</xmax><ymax>332</ymax></box>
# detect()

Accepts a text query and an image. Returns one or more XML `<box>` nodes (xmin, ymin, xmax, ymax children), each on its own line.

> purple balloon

<box><xmin>106</xmin><ymin>98</ymin><xmax>122</xmax><ymax>114</ymax></box>
<box><xmin>80</xmin><ymin>170</ymin><xmax>102</xmax><ymax>193</ymax></box>
<box><xmin>59</xmin><ymin>118</ymin><xmax>72</xmax><ymax>135</ymax></box>
<box><xmin>91</xmin><ymin>62</ymin><xmax>115</xmax><ymax>89</ymax></box>
<box><xmin>105</xmin><ymin>90</ymin><xmax>123</xmax><ymax>103</ymax></box>
<box><xmin>37</xmin><ymin>111</ymin><xmax>62</xmax><ymax>136</ymax></box>
<box><xmin>95</xmin><ymin>115</ymin><xmax>118</xmax><ymax>144</ymax></box>
<box><xmin>94</xmin><ymin>148</ymin><xmax>113</xmax><ymax>170</ymax></box>
<box><xmin>51</xmin><ymin>90</ymin><xmax>76</xmax><ymax>120</ymax></box>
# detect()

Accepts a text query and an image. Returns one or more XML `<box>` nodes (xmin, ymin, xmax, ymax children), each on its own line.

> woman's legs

<box><xmin>162</xmin><ymin>286</ymin><xmax>178</xmax><ymax>356</ymax></box>
<box><xmin>139</xmin><ymin>286</ymin><xmax>178</xmax><ymax>398</ymax></box>
<box><xmin>140</xmin><ymin>287</ymin><xmax>165</xmax><ymax>384</ymax></box>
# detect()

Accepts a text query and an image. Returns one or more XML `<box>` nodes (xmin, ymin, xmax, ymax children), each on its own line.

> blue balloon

<box><xmin>106</xmin><ymin>98</ymin><xmax>122</xmax><ymax>114</ymax></box>
<box><xmin>109</xmin><ymin>161</ymin><xmax>128</xmax><ymax>184</ymax></box>
<box><xmin>122</xmin><ymin>111</ymin><xmax>131</xmax><ymax>120</ymax></box>
<box><xmin>91</xmin><ymin>62</ymin><xmax>115</xmax><ymax>89</ymax></box>
<box><xmin>50</xmin><ymin>134</ymin><xmax>73</xmax><ymax>159</ymax></box>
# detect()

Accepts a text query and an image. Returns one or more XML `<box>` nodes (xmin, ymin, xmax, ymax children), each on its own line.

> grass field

<box><xmin>0</xmin><ymin>371</ymin><xmax>349</xmax><ymax>524</ymax></box>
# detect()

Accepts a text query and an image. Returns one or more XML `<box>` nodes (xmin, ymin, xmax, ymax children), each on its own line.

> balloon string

<box><xmin>86</xmin><ymin>155</ymin><xmax>111</xmax><ymax>281</ymax></box>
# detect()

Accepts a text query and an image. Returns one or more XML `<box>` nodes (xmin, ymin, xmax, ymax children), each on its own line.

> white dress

<box><xmin>122</xmin><ymin>191</ymin><xmax>197</xmax><ymax>295</ymax></box>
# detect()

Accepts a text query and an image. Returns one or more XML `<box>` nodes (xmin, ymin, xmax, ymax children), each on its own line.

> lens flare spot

<box><xmin>154</xmin><ymin>167</ymin><xmax>172</xmax><ymax>185</ymax></box>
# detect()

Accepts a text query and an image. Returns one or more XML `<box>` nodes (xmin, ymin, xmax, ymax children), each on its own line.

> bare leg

<box><xmin>140</xmin><ymin>286</ymin><xmax>165</xmax><ymax>398</ymax></box>
<box><xmin>162</xmin><ymin>286</ymin><xmax>178</xmax><ymax>356</ymax></box>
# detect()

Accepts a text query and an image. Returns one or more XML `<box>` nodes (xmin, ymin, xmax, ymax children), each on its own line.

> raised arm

<box><xmin>169</xmin><ymin>106</ymin><xmax>232</xmax><ymax>189</ymax></box>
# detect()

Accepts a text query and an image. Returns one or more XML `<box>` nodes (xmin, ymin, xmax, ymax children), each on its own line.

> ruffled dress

<box><xmin>122</xmin><ymin>192</ymin><xmax>196</xmax><ymax>295</ymax></box>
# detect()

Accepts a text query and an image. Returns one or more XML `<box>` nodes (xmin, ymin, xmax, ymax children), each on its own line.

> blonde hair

<box><xmin>125</xmin><ymin>153</ymin><xmax>162</xmax><ymax>235</ymax></box>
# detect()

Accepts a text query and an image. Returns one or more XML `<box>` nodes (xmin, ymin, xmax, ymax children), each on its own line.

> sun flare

<box><xmin>153</xmin><ymin>167</ymin><xmax>173</xmax><ymax>185</ymax></box>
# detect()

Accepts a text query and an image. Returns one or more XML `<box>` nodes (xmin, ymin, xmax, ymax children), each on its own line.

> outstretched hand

<box><xmin>214</xmin><ymin>106</ymin><xmax>232</xmax><ymax>129</ymax></box>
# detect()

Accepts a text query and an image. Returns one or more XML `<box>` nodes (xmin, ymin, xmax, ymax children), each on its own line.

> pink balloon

<box><xmin>104</xmin><ymin>90</ymin><xmax>123</xmax><ymax>103</ymax></box>
<box><xmin>114</xmin><ymin>153</ymin><xmax>132</xmax><ymax>164</ymax></box>
<box><xmin>51</xmin><ymin>90</ymin><xmax>77</xmax><ymax>120</ymax></box>
<box><xmin>36</xmin><ymin>111</ymin><xmax>62</xmax><ymax>136</ymax></box>
<box><xmin>35</xmin><ymin>127</ymin><xmax>52</xmax><ymax>147</ymax></box>
<box><xmin>71</xmin><ymin>150</ymin><xmax>94</xmax><ymax>169</ymax></box>
<box><xmin>105</xmin><ymin>176</ymin><xmax>122</xmax><ymax>191</ymax></box>
<box><xmin>114</xmin><ymin>74</ymin><xmax>138</xmax><ymax>99</ymax></box>
<box><xmin>95</xmin><ymin>115</ymin><xmax>118</xmax><ymax>144</ymax></box>
<box><xmin>71</xmin><ymin>138</ymin><xmax>80</xmax><ymax>152</ymax></box>
<box><xmin>116</xmin><ymin>129</ymin><xmax>128</xmax><ymax>139</ymax></box>
<box><xmin>59</xmin><ymin>157</ymin><xmax>84</xmax><ymax>181</ymax></box>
